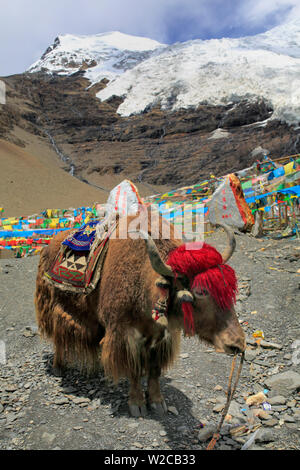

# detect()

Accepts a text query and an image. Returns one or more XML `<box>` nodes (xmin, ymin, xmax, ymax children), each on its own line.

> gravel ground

<box><xmin>0</xmin><ymin>231</ymin><xmax>300</xmax><ymax>451</ymax></box>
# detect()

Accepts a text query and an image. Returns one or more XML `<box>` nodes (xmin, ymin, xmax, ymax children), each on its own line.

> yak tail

<box><xmin>53</xmin><ymin>305</ymin><xmax>102</xmax><ymax>374</ymax></box>
<box><xmin>37</xmin><ymin>302</ymin><xmax>102</xmax><ymax>375</ymax></box>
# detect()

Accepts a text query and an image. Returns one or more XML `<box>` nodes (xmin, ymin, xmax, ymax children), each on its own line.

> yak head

<box><xmin>136</xmin><ymin>225</ymin><xmax>246</xmax><ymax>356</ymax></box>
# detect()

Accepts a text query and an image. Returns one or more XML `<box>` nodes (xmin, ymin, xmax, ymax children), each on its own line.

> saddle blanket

<box><xmin>62</xmin><ymin>220</ymin><xmax>99</xmax><ymax>251</ymax></box>
<box><xmin>44</xmin><ymin>220</ymin><xmax>116</xmax><ymax>294</ymax></box>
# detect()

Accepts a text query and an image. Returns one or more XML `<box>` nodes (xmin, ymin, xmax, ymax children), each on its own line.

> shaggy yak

<box><xmin>35</xmin><ymin>212</ymin><xmax>246</xmax><ymax>417</ymax></box>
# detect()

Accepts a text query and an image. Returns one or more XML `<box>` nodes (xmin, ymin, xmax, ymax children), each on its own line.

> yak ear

<box><xmin>176</xmin><ymin>290</ymin><xmax>194</xmax><ymax>303</ymax></box>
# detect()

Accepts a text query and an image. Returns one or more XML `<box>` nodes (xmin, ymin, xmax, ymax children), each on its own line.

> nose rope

<box><xmin>206</xmin><ymin>352</ymin><xmax>245</xmax><ymax>451</ymax></box>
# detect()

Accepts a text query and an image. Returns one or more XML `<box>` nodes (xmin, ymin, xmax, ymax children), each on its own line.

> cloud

<box><xmin>239</xmin><ymin>0</ymin><xmax>300</xmax><ymax>25</ymax></box>
<box><xmin>0</xmin><ymin>0</ymin><xmax>299</xmax><ymax>76</ymax></box>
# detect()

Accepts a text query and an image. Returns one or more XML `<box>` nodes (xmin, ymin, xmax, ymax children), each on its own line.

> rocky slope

<box><xmin>1</xmin><ymin>71</ymin><xmax>300</xmax><ymax>195</ymax></box>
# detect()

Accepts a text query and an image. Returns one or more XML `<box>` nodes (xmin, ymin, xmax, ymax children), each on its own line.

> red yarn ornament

<box><xmin>167</xmin><ymin>242</ymin><xmax>238</xmax><ymax>335</ymax></box>
<box><xmin>181</xmin><ymin>301</ymin><xmax>195</xmax><ymax>336</ymax></box>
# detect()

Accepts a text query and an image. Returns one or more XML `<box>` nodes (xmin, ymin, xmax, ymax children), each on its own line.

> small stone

<box><xmin>265</xmin><ymin>371</ymin><xmax>300</xmax><ymax>395</ymax></box>
<box><xmin>71</xmin><ymin>397</ymin><xmax>90</xmax><ymax>405</ymax></box>
<box><xmin>268</xmin><ymin>396</ymin><xmax>287</xmax><ymax>406</ymax></box>
<box><xmin>214</xmin><ymin>385</ymin><xmax>223</xmax><ymax>391</ymax></box>
<box><xmin>159</xmin><ymin>430</ymin><xmax>167</xmax><ymax>437</ymax></box>
<box><xmin>6</xmin><ymin>414</ymin><xmax>18</xmax><ymax>424</ymax></box>
<box><xmin>152</xmin><ymin>441</ymin><xmax>160</xmax><ymax>448</ymax></box>
<box><xmin>213</xmin><ymin>404</ymin><xmax>225</xmax><ymax>413</ymax></box>
<box><xmin>63</xmin><ymin>386</ymin><xmax>77</xmax><ymax>394</ymax></box>
<box><xmin>54</xmin><ymin>398</ymin><xmax>69</xmax><ymax>406</ymax></box>
<box><xmin>133</xmin><ymin>442</ymin><xmax>143</xmax><ymax>449</ymax></box>
<box><xmin>128</xmin><ymin>422</ymin><xmax>139</xmax><ymax>429</ymax></box>
<box><xmin>252</xmin><ymin>409</ymin><xmax>271</xmax><ymax>420</ymax></box>
<box><xmin>271</xmin><ymin>405</ymin><xmax>287</xmax><ymax>412</ymax></box>
<box><xmin>282</xmin><ymin>414</ymin><xmax>295</xmax><ymax>423</ymax></box>
<box><xmin>198</xmin><ymin>425</ymin><xmax>215</xmax><ymax>442</ymax></box>
<box><xmin>22</xmin><ymin>330</ymin><xmax>35</xmax><ymax>338</ymax></box>
<box><xmin>264</xmin><ymin>418</ymin><xmax>278</xmax><ymax>427</ymax></box>
<box><xmin>180</xmin><ymin>353</ymin><xmax>189</xmax><ymax>359</ymax></box>
<box><xmin>5</xmin><ymin>385</ymin><xmax>17</xmax><ymax>392</ymax></box>
<box><xmin>287</xmin><ymin>399</ymin><xmax>296</xmax><ymax>408</ymax></box>
<box><xmin>286</xmin><ymin>423</ymin><xmax>298</xmax><ymax>430</ymax></box>
<box><xmin>244</xmin><ymin>348</ymin><xmax>259</xmax><ymax>362</ymax></box>
<box><xmin>207</xmin><ymin>397</ymin><xmax>217</xmax><ymax>404</ymax></box>
<box><xmin>42</xmin><ymin>432</ymin><xmax>56</xmax><ymax>445</ymax></box>
<box><xmin>256</xmin><ymin>429</ymin><xmax>275</xmax><ymax>443</ymax></box>
<box><xmin>26</xmin><ymin>325</ymin><xmax>38</xmax><ymax>334</ymax></box>
<box><xmin>260</xmin><ymin>340</ymin><xmax>283</xmax><ymax>350</ymax></box>
<box><xmin>168</xmin><ymin>406</ymin><xmax>179</xmax><ymax>416</ymax></box>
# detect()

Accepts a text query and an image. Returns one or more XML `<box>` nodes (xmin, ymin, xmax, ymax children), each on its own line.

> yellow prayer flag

<box><xmin>284</xmin><ymin>162</ymin><xmax>295</xmax><ymax>175</ymax></box>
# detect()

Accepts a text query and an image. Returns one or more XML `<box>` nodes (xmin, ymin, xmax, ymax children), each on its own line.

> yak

<box><xmin>35</xmin><ymin>212</ymin><xmax>246</xmax><ymax>417</ymax></box>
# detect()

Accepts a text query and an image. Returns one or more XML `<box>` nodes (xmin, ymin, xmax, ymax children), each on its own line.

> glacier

<box><xmin>28</xmin><ymin>20</ymin><xmax>300</xmax><ymax>125</ymax></box>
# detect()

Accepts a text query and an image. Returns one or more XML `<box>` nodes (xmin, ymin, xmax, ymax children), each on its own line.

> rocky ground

<box><xmin>0</xmin><ymin>230</ymin><xmax>300</xmax><ymax>451</ymax></box>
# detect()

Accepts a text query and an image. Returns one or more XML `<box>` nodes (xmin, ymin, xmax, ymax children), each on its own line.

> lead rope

<box><xmin>206</xmin><ymin>352</ymin><xmax>244</xmax><ymax>451</ymax></box>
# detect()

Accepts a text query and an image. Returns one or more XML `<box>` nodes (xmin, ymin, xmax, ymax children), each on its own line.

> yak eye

<box><xmin>194</xmin><ymin>289</ymin><xmax>209</xmax><ymax>298</ymax></box>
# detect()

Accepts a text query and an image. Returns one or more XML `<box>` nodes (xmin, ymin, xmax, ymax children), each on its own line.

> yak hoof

<box><xmin>52</xmin><ymin>367</ymin><xmax>64</xmax><ymax>377</ymax></box>
<box><xmin>129</xmin><ymin>403</ymin><xmax>148</xmax><ymax>418</ymax></box>
<box><xmin>150</xmin><ymin>400</ymin><xmax>168</xmax><ymax>416</ymax></box>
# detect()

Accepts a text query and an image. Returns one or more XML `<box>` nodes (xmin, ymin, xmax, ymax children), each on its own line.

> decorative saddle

<box><xmin>44</xmin><ymin>217</ymin><xmax>117</xmax><ymax>294</ymax></box>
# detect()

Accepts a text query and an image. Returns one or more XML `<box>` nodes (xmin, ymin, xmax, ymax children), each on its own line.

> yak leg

<box><xmin>52</xmin><ymin>350</ymin><xmax>65</xmax><ymax>377</ymax></box>
<box><xmin>128</xmin><ymin>321</ymin><xmax>168</xmax><ymax>418</ymax></box>
<box><xmin>101</xmin><ymin>325</ymin><xmax>148</xmax><ymax>417</ymax></box>
<box><xmin>128</xmin><ymin>374</ymin><xmax>147</xmax><ymax>418</ymax></box>
<box><xmin>147</xmin><ymin>348</ymin><xmax>168</xmax><ymax>416</ymax></box>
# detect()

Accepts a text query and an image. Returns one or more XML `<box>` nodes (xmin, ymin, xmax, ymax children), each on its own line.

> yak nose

<box><xmin>225</xmin><ymin>345</ymin><xmax>243</xmax><ymax>355</ymax></box>
<box><xmin>224</xmin><ymin>338</ymin><xmax>246</xmax><ymax>355</ymax></box>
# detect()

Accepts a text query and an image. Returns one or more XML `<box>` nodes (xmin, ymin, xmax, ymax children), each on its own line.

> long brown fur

<box><xmin>35</xmin><ymin>210</ymin><xmax>245</xmax><ymax>394</ymax></box>
<box><xmin>35</xmin><ymin>212</ymin><xmax>182</xmax><ymax>379</ymax></box>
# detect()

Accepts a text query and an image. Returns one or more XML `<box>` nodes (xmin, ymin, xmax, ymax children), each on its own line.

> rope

<box><xmin>206</xmin><ymin>352</ymin><xmax>244</xmax><ymax>451</ymax></box>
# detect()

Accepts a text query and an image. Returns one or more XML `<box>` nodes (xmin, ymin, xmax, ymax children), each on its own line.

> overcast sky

<box><xmin>0</xmin><ymin>0</ymin><xmax>299</xmax><ymax>76</ymax></box>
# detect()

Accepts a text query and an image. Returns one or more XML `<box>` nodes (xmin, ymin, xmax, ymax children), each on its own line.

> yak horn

<box><xmin>216</xmin><ymin>223</ymin><xmax>236</xmax><ymax>263</ymax></box>
<box><xmin>128</xmin><ymin>230</ymin><xmax>175</xmax><ymax>278</ymax></box>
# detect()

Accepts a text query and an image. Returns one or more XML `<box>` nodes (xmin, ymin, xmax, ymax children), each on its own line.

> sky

<box><xmin>0</xmin><ymin>0</ymin><xmax>300</xmax><ymax>76</ymax></box>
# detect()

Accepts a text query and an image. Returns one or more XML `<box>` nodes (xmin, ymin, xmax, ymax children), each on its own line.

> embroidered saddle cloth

<box><xmin>44</xmin><ymin>218</ymin><xmax>117</xmax><ymax>294</ymax></box>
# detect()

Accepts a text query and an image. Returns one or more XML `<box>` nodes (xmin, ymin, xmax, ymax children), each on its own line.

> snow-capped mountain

<box><xmin>28</xmin><ymin>21</ymin><xmax>300</xmax><ymax>125</ymax></box>
<box><xmin>4</xmin><ymin>24</ymin><xmax>300</xmax><ymax>193</ymax></box>
<box><xmin>96</xmin><ymin>19</ymin><xmax>300</xmax><ymax>125</ymax></box>
<box><xmin>28</xmin><ymin>31</ymin><xmax>165</xmax><ymax>84</ymax></box>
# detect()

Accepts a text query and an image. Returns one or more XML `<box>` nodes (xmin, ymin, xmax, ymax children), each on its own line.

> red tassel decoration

<box><xmin>192</xmin><ymin>265</ymin><xmax>237</xmax><ymax>310</ymax></box>
<box><xmin>166</xmin><ymin>242</ymin><xmax>238</xmax><ymax>334</ymax></box>
<box><xmin>181</xmin><ymin>301</ymin><xmax>195</xmax><ymax>336</ymax></box>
